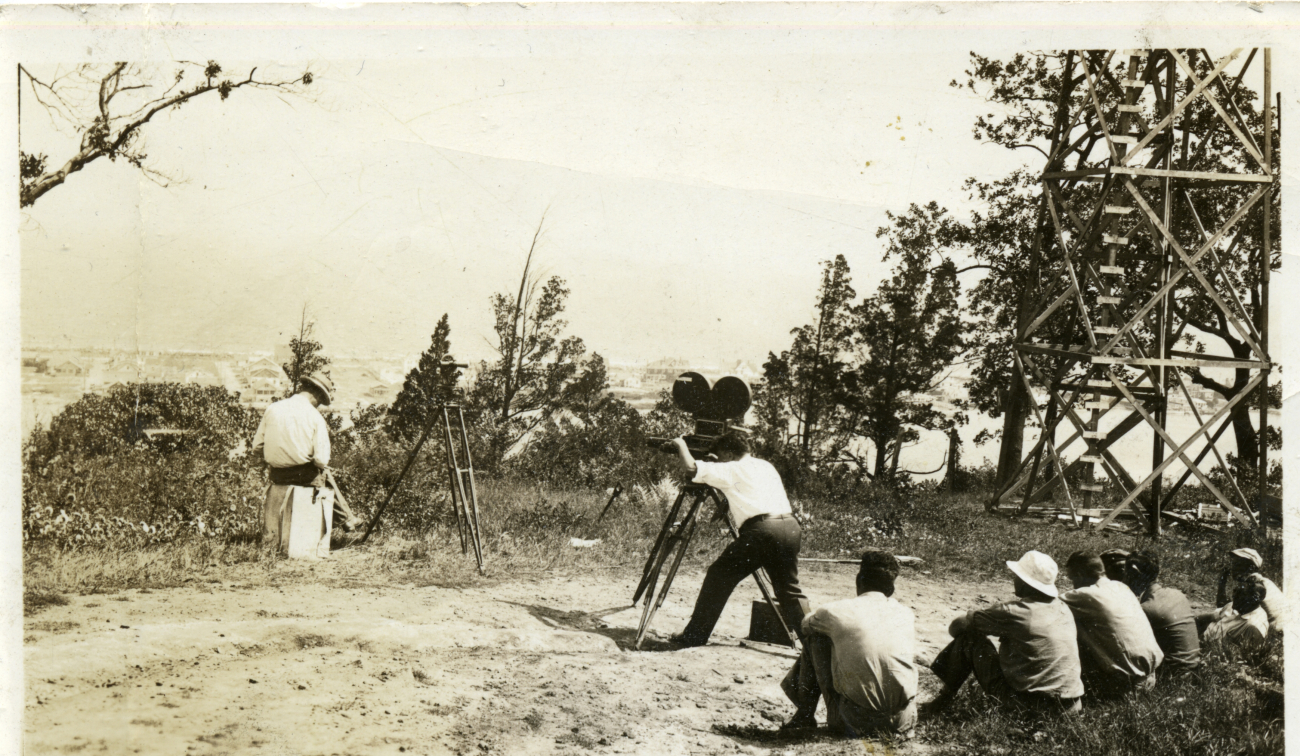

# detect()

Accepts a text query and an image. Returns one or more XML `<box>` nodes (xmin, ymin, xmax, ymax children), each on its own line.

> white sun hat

<box><xmin>1006</xmin><ymin>550</ymin><xmax>1060</xmax><ymax>598</ymax></box>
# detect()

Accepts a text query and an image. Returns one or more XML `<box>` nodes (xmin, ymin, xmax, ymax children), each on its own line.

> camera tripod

<box><xmin>359</xmin><ymin>402</ymin><xmax>485</xmax><ymax>575</ymax></box>
<box><xmin>632</xmin><ymin>483</ymin><xmax>800</xmax><ymax>650</ymax></box>
<box><xmin>441</xmin><ymin>403</ymin><xmax>485</xmax><ymax>574</ymax></box>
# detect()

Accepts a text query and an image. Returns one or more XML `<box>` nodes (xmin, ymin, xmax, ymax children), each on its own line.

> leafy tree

<box><xmin>470</xmin><ymin>216</ymin><xmax>588</xmax><ymax>459</ymax></box>
<box><xmin>282</xmin><ymin>310</ymin><xmax>331</xmax><ymax>399</ymax></box>
<box><xmin>19</xmin><ymin>61</ymin><xmax>313</xmax><ymax>208</ymax></box>
<box><xmin>841</xmin><ymin>203</ymin><xmax>966</xmax><ymax>478</ymax></box>
<box><xmin>25</xmin><ymin>382</ymin><xmax>258</xmax><ymax>470</ymax></box>
<box><xmin>761</xmin><ymin>255</ymin><xmax>857</xmax><ymax>466</ymax></box>
<box><xmin>387</xmin><ymin>314</ymin><xmax>462</xmax><ymax>443</ymax></box>
<box><xmin>506</xmin><ymin>356</ymin><xmax>669</xmax><ymax>488</ymax></box>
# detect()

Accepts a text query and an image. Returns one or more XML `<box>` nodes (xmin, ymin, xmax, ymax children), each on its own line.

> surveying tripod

<box><xmin>440</xmin><ymin>403</ymin><xmax>485</xmax><ymax>574</ymax></box>
<box><xmin>631</xmin><ymin>483</ymin><xmax>800</xmax><ymax>650</ymax></box>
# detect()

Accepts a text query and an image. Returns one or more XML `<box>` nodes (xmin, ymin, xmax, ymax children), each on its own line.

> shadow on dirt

<box><xmin>499</xmin><ymin>600</ymin><xmax>687</xmax><ymax>652</ymax></box>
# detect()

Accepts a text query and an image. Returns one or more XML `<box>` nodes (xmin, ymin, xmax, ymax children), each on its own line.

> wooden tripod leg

<box><xmin>441</xmin><ymin>408</ymin><xmax>469</xmax><ymax>554</ymax></box>
<box><xmin>636</xmin><ymin>492</ymin><xmax>706</xmax><ymax>648</ymax></box>
<box><xmin>716</xmin><ymin>491</ymin><xmax>800</xmax><ymax>650</ymax></box>
<box><xmin>750</xmin><ymin>567</ymin><xmax>801</xmax><ymax>650</ymax></box>
<box><xmin>454</xmin><ymin>407</ymin><xmax>486</xmax><ymax>574</ymax></box>
<box><xmin>633</xmin><ymin>490</ymin><xmax>687</xmax><ymax>606</ymax></box>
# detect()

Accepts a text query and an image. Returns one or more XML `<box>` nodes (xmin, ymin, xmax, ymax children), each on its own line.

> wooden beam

<box><xmin>1169</xmin><ymin>48</ymin><xmax>1266</xmax><ymax>169</ymax></box>
<box><xmin>1110</xmin><ymin>165</ymin><xmax>1271</xmax><ymax>184</ymax></box>
<box><xmin>1093</xmin><ymin>371</ymin><xmax>1263</xmax><ymax>529</ymax></box>
<box><xmin>1097</xmin><ymin>184</ymin><xmax>1269</xmax><ymax>354</ymax></box>
<box><xmin>1124</xmin><ymin>180</ymin><xmax>1268</xmax><ymax>360</ymax></box>
<box><xmin>1123</xmin><ymin>49</ymin><xmax>1242</xmax><ymax>163</ymax></box>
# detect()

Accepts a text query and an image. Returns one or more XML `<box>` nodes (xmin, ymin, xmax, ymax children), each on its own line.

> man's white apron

<box><xmin>264</xmin><ymin>484</ymin><xmax>334</xmax><ymax>559</ymax></box>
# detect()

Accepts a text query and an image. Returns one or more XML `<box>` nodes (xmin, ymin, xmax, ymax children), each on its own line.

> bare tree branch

<box><xmin>20</xmin><ymin>61</ymin><xmax>314</xmax><ymax>208</ymax></box>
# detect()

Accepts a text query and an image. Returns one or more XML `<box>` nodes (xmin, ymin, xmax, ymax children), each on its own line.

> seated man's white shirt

<box><xmin>1204</xmin><ymin>604</ymin><xmax>1269</xmax><ymax>646</ymax></box>
<box><xmin>692</xmin><ymin>455</ymin><xmax>791</xmax><ymax>526</ymax></box>
<box><xmin>252</xmin><ymin>393</ymin><xmax>331</xmax><ymax>468</ymax></box>
<box><xmin>801</xmin><ymin>592</ymin><xmax>918</xmax><ymax>714</ymax></box>
<box><xmin>1061</xmin><ymin>577</ymin><xmax>1163</xmax><ymax>679</ymax></box>
<box><xmin>1255</xmin><ymin>575</ymin><xmax>1285</xmax><ymax>632</ymax></box>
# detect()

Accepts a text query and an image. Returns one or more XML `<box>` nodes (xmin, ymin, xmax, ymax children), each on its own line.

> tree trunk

<box><xmin>945</xmin><ymin>428</ymin><xmax>961</xmax><ymax>492</ymax></box>
<box><xmin>995</xmin><ymin>383</ymin><xmax>1028</xmax><ymax>487</ymax></box>
<box><xmin>872</xmin><ymin>433</ymin><xmax>890</xmax><ymax>479</ymax></box>
<box><xmin>1230</xmin><ymin>398</ymin><xmax>1259</xmax><ymax>473</ymax></box>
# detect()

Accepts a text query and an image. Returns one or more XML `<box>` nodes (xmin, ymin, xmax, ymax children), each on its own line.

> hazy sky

<box><xmin>15</xmin><ymin>3</ymin><xmax>1292</xmax><ymax>368</ymax></box>
<box><xmin>17</xmin><ymin>7</ymin><xmax>1043</xmax><ymax>364</ymax></box>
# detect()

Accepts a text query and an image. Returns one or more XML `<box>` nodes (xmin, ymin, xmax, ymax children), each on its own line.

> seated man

<box><xmin>1198</xmin><ymin>548</ymin><xmax>1284</xmax><ymax>635</ymax></box>
<box><xmin>1122</xmin><ymin>551</ymin><xmax>1200</xmax><ymax>673</ymax></box>
<box><xmin>1202</xmin><ymin>575</ymin><xmax>1270</xmax><ymax>649</ymax></box>
<box><xmin>927</xmin><ymin>551</ymin><xmax>1083</xmax><ymax>715</ymax></box>
<box><xmin>1060</xmin><ymin>552</ymin><xmax>1163</xmax><ymax>698</ymax></box>
<box><xmin>780</xmin><ymin>551</ymin><xmax>917</xmax><ymax>737</ymax></box>
<box><xmin>1100</xmin><ymin>549</ymin><xmax>1131</xmax><ymax>582</ymax></box>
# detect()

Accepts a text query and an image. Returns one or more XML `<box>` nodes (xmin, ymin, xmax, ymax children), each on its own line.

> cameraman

<box><xmin>668</xmin><ymin>431</ymin><xmax>810</xmax><ymax>648</ymax></box>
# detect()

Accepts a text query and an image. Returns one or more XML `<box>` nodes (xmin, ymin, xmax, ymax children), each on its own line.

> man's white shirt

<box><xmin>691</xmin><ymin>455</ymin><xmax>792</xmax><ymax>527</ymax></box>
<box><xmin>252</xmin><ymin>392</ymin><xmax>331</xmax><ymax>468</ymax></box>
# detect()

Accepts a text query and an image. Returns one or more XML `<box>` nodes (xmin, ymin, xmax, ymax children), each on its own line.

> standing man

<box><xmin>781</xmin><ymin>551</ymin><xmax>917</xmax><ymax>738</ymax></box>
<box><xmin>926</xmin><ymin>551</ymin><xmax>1083</xmax><ymax>716</ymax></box>
<box><xmin>252</xmin><ymin>370</ymin><xmax>357</xmax><ymax>557</ymax></box>
<box><xmin>1122</xmin><ymin>551</ymin><xmax>1200</xmax><ymax>674</ymax></box>
<box><xmin>667</xmin><ymin>431</ymin><xmax>810</xmax><ymax>648</ymax></box>
<box><xmin>1060</xmin><ymin>551</ymin><xmax>1163</xmax><ymax>698</ymax></box>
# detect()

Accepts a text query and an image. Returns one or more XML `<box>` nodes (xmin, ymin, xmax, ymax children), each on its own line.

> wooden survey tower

<box><xmin>992</xmin><ymin>49</ymin><xmax>1276</xmax><ymax>536</ymax></box>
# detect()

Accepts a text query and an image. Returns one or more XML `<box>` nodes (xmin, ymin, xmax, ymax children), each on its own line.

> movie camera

<box><xmin>646</xmin><ymin>372</ymin><xmax>753</xmax><ymax>458</ymax></box>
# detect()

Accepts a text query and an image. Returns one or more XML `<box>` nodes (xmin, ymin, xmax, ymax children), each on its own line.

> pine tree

<box><xmin>760</xmin><ymin>254</ymin><xmax>856</xmax><ymax>466</ymax></box>
<box><xmin>388</xmin><ymin>314</ymin><xmax>461</xmax><ymax>443</ymax></box>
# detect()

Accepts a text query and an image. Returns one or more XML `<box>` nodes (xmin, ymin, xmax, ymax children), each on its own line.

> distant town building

<box><xmin>51</xmin><ymin>359</ymin><xmax>84</xmax><ymax>376</ymax></box>
<box><xmin>643</xmin><ymin>357</ymin><xmax>691</xmax><ymax>382</ymax></box>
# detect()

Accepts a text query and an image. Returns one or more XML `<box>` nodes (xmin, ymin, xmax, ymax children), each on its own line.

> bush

<box><xmin>22</xmin><ymin>383</ymin><xmax>265</xmax><ymax>549</ymax></box>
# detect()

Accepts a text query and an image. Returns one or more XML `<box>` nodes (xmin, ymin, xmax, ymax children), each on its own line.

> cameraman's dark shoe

<box><xmin>666</xmin><ymin>633</ymin><xmax>706</xmax><ymax>649</ymax></box>
<box><xmin>780</xmin><ymin>713</ymin><xmax>818</xmax><ymax>733</ymax></box>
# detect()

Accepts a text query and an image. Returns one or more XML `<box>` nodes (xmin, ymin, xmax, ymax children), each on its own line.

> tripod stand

<box><xmin>632</xmin><ymin>483</ymin><xmax>799</xmax><ymax>649</ymax></box>
<box><xmin>440</xmin><ymin>403</ymin><xmax>485</xmax><ymax>574</ymax></box>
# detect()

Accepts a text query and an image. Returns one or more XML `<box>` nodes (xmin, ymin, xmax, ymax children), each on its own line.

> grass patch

<box><xmin>798</xmin><ymin>488</ymin><xmax>1282</xmax><ymax>606</ymax></box>
<box><xmin>28</xmin><ymin>620</ymin><xmax>79</xmax><ymax>633</ymax></box>
<box><xmin>24</xmin><ymin>590</ymin><xmax>69</xmax><ymax>616</ymax></box>
<box><xmin>294</xmin><ymin>633</ymin><xmax>331</xmax><ymax>650</ymax></box>
<box><xmin>921</xmin><ymin>634</ymin><xmax>1283</xmax><ymax>756</ymax></box>
<box><xmin>24</xmin><ymin>538</ymin><xmax>267</xmax><ymax>596</ymax></box>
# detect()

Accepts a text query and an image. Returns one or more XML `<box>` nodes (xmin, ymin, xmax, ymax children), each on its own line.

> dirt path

<box><xmin>24</xmin><ymin>553</ymin><xmax>1004</xmax><ymax>756</ymax></box>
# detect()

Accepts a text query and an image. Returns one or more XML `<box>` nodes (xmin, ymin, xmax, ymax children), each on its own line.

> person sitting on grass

<box><xmin>925</xmin><ymin>551</ymin><xmax>1083</xmax><ymax>716</ymax></box>
<box><xmin>666</xmin><ymin>431</ymin><xmax>810</xmax><ymax>648</ymax></box>
<box><xmin>1122</xmin><ymin>550</ymin><xmax>1200</xmax><ymax>674</ymax></box>
<box><xmin>1100</xmin><ymin>548</ymin><xmax>1131</xmax><ymax>582</ymax></box>
<box><xmin>1197</xmin><ymin>548</ymin><xmax>1284</xmax><ymax>635</ymax></box>
<box><xmin>1202</xmin><ymin>575</ymin><xmax>1270</xmax><ymax>649</ymax></box>
<box><xmin>1060</xmin><ymin>551</ymin><xmax>1163</xmax><ymax>698</ymax></box>
<box><xmin>780</xmin><ymin>551</ymin><xmax>917</xmax><ymax>738</ymax></box>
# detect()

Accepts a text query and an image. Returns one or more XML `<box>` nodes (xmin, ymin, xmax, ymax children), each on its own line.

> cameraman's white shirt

<box><xmin>692</xmin><ymin>455</ymin><xmax>791</xmax><ymax>527</ymax></box>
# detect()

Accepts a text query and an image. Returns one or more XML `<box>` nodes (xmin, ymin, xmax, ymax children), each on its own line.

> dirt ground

<box><xmin>24</xmin><ymin>552</ymin><xmax>1006</xmax><ymax>756</ymax></box>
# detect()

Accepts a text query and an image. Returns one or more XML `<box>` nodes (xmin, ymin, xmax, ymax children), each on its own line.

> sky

<box><xmin>17</xmin><ymin>8</ymin><xmax>1037</xmax><ymax>365</ymax></box>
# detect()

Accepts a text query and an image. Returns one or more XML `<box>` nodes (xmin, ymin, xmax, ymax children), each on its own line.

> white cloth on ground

<box><xmin>691</xmin><ymin>455</ymin><xmax>791</xmax><ymax>527</ymax></box>
<box><xmin>252</xmin><ymin>393</ymin><xmax>331</xmax><ymax>468</ymax></box>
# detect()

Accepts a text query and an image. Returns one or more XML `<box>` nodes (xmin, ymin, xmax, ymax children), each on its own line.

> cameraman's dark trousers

<box><xmin>679</xmin><ymin>513</ymin><xmax>810</xmax><ymax>646</ymax></box>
